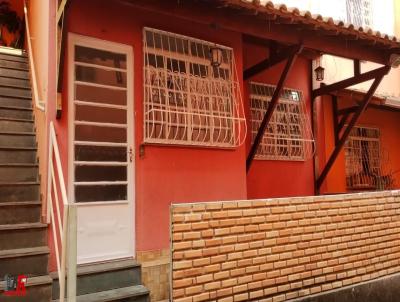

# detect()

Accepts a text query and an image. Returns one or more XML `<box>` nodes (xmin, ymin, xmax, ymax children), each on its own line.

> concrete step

<box><xmin>0</xmin><ymin>67</ymin><xmax>29</xmax><ymax>80</ymax></box>
<box><xmin>0</xmin><ymin>146</ymin><xmax>37</xmax><ymax>164</ymax></box>
<box><xmin>52</xmin><ymin>259</ymin><xmax>143</xmax><ymax>300</ymax></box>
<box><xmin>0</xmin><ymin>118</ymin><xmax>34</xmax><ymax>132</ymax></box>
<box><xmin>0</xmin><ymin>164</ymin><xmax>39</xmax><ymax>182</ymax></box>
<box><xmin>53</xmin><ymin>285</ymin><xmax>150</xmax><ymax>302</ymax></box>
<box><xmin>0</xmin><ymin>246</ymin><xmax>49</xmax><ymax>280</ymax></box>
<box><xmin>0</xmin><ymin>105</ymin><xmax>33</xmax><ymax>120</ymax></box>
<box><xmin>0</xmin><ymin>275</ymin><xmax>52</xmax><ymax>302</ymax></box>
<box><xmin>0</xmin><ymin>182</ymin><xmax>40</xmax><ymax>202</ymax></box>
<box><xmin>0</xmin><ymin>59</ymin><xmax>28</xmax><ymax>71</ymax></box>
<box><xmin>0</xmin><ymin>132</ymin><xmax>36</xmax><ymax>148</ymax></box>
<box><xmin>0</xmin><ymin>96</ymin><xmax>32</xmax><ymax>108</ymax></box>
<box><xmin>0</xmin><ymin>222</ymin><xmax>47</xmax><ymax>250</ymax></box>
<box><xmin>0</xmin><ymin>201</ymin><xmax>41</xmax><ymax>224</ymax></box>
<box><xmin>0</xmin><ymin>53</ymin><xmax>28</xmax><ymax>63</ymax></box>
<box><xmin>0</xmin><ymin>86</ymin><xmax>31</xmax><ymax>99</ymax></box>
<box><xmin>0</xmin><ymin>76</ymin><xmax>30</xmax><ymax>90</ymax></box>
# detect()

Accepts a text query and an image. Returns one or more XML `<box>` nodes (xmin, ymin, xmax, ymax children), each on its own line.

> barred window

<box><xmin>345</xmin><ymin>126</ymin><xmax>390</xmax><ymax>190</ymax></box>
<box><xmin>143</xmin><ymin>28</ymin><xmax>246</xmax><ymax>148</ymax></box>
<box><xmin>249</xmin><ymin>82</ymin><xmax>314</xmax><ymax>161</ymax></box>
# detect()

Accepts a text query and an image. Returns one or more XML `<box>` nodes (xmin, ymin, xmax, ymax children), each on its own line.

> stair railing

<box><xmin>23</xmin><ymin>0</ymin><xmax>45</xmax><ymax>111</ymax></box>
<box><xmin>47</xmin><ymin>122</ymin><xmax>77</xmax><ymax>302</ymax></box>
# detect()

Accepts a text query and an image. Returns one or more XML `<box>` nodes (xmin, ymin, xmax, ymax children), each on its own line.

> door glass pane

<box><xmin>75</xmin><ymin>185</ymin><xmax>127</xmax><ymax>202</ymax></box>
<box><xmin>75</xmin><ymin>146</ymin><xmax>126</xmax><ymax>162</ymax></box>
<box><xmin>75</xmin><ymin>125</ymin><xmax>126</xmax><ymax>143</ymax></box>
<box><xmin>75</xmin><ymin>84</ymin><xmax>127</xmax><ymax>106</ymax></box>
<box><xmin>76</xmin><ymin>105</ymin><xmax>127</xmax><ymax>124</ymax></box>
<box><xmin>75</xmin><ymin>45</ymin><xmax>127</xmax><ymax>69</ymax></box>
<box><xmin>75</xmin><ymin>166</ymin><xmax>127</xmax><ymax>182</ymax></box>
<box><xmin>75</xmin><ymin>65</ymin><xmax>127</xmax><ymax>88</ymax></box>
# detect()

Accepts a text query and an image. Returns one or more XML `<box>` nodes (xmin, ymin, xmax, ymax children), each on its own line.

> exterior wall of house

<box><xmin>317</xmin><ymin>93</ymin><xmax>400</xmax><ymax>195</ymax></box>
<box><xmin>53</xmin><ymin>2</ymin><xmax>318</xmax><ymax>298</ymax></box>
<box><xmin>243</xmin><ymin>43</ymin><xmax>315</xmax><ymax>198</ymax></box>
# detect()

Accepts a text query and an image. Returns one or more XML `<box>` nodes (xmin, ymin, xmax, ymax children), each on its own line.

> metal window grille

<box><xmin>249</xmin><ymin>82</ymin><xmax>315</xmax><ymax>161</ymax></box>
<box><xmin>345</xmin><ymin>126</ymin><xmax>394</xmax><ymax>190</ymax></box>
<box><xmin>143</xmin><ymin>28</ymin><xmax>246</xmax><ymax>148</ymax></box>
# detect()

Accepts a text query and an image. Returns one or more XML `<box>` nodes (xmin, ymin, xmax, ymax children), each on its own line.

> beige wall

<box><xmin>317</xmin><ymin>0</ymin><xmax>400</xmax><ymax>102</ymax></box>
<box><xmin>171</xmin><ymin>191</ymin><xmax>400</xmax><ymax>302</ymax></box>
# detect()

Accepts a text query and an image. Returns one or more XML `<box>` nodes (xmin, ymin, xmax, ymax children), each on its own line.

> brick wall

<box><xmin>170</xmin><ymin>191</ymin><xmax>400</xmax><ymax>302</ymax></box>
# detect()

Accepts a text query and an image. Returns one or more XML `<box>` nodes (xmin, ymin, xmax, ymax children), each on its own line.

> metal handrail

<box><xmin>23</xmin><ymin>0</ymin><xmax>45</xmax><ymax>111</ymax></box>
<box><xmin>47</xmin><ymin>122</ymin><xmax>77</xmax><ymax>302</ymax></box>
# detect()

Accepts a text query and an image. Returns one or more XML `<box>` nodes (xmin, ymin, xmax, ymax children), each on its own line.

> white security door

<box><xmin>68</xmin><ymin>34</ymin><xmax>134</xmax><ymax>264</ymax></box>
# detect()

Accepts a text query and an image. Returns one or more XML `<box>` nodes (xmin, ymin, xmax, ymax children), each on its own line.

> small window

<box><xmin>345</xmin><ymin>126</ymin><xmax>394</xmax><ymax>190</ymax></box>
<box><xmin>249</xmin><ymin>82</ymin><xmax>314</xmax><ymax>161</ymax></box>
<box><xmin>143</xmin><ymin>28</ymin><xmax>246</xmax><ymax>148</ymax></box>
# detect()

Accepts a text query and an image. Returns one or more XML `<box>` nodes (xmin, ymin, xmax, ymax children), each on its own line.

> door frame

<box><xmin>67</xmin><ymin>33</ymin><xmax>135</xmax><ymax>262</ymax></box>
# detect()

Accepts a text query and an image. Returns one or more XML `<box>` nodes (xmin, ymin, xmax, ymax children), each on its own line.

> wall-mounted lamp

<box><xmin>314</xmin><ymin>65</ymin><xmax>325</xmax><ymax>82</ymax></box>
<box><xmin>210</xmin><ymin>45</ymin><xmax>223</xmax><ymax>67</ymax></box>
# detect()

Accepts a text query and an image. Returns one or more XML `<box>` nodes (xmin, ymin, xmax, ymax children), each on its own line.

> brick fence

<box><xmin>170</xmin><ymin>191</ymin><xmax>400</xmax><ymax>302</ymax></box>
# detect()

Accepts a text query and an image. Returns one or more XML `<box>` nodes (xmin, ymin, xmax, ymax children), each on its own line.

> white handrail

<box><xmin>23</xmin><ymin>0</ymin><xmax>45</xmax><ymax>111</ymax></box>
<box><xmin>47</xmin><ymin>122</ymin><xmax>77</xmax><ymax>302</ymax></box>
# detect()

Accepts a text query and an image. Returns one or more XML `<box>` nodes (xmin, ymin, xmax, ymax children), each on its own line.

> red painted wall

<box><xmin>243</xmin><ymin>43</ymin><xmax>315</xmax><ymax>198</ymax></box>
<box><xmin>59</xmin><ymin>0</ymin><xmax>248</xmax><ymax>254</ymax></box>
<box><xmin>319</xmin><ymin>95</ymin><xmax>400</xmax><ymax>194</ymax></box>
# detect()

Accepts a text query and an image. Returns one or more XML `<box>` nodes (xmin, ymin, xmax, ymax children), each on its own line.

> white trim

<box><xmin>74</xmin><ymin>161</ymin><xmax>127</xmax><ymax>166</ymax></box>
<box><xmin>75</xmin><ymin>80</ymin><xmax>127</xmax><ymax>91</ymax></box>
<box><xmin>75</xmin><ymin>61</ymin><xmax>127</xmax><ymax>72</ymax></box>
<box><xmin>74</xmin><ymin>181</ymin><xmax>128</xmax><ymax>186</ymax></box>
<box><xmin>68</xmin><ymin>33</ymin><xmax>135</xmax><ymax>263</ymax></box>
<box><xmin>75</xmin><ymin>100</ymin><xmax>127</xmax><ymax>110</ymax></box>
<box><xmin>74</xmin><ymin>120</ymin><xmax>127</xmax><ymax>129</ymax></box>
<box><xmin>74</xmin><ymin>141</ymin><xmax>127</xmax><ymax>147</ymax></box>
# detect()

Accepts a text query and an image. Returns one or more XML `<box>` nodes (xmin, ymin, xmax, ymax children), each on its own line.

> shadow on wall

<box><xmin>0</xmin><ymin>0</ymin><xmax>24</xmax><ymax>48</ymax></box>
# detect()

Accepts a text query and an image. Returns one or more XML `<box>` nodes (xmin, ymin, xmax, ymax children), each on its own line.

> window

<box><xmin>249</xmin><ymin>82</ymin><xmax>314</xmax><ymax>161</ymax></box>
<box><xmin>143</xmin><ymin>28</ymin><xmax>246</xmax><ymax>148</ymax></box>
<box><xmin>344</xmin><ymin>126</ymin><xmax>393</xmax><ymax>190</ymax></box>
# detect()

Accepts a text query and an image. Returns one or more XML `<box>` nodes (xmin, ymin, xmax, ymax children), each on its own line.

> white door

<box><xmin>68</xmin><ymin>34</ymin><xmax>134</xmax><ymax>264</ymax></box>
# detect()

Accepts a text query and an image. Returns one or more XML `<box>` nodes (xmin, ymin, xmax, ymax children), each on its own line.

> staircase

<box><xmin>0</xmin><ymin>51</ymin><xmax>52</xmax><ymax>301</ymax></box>
<box><xmin>51</xmin><ymin>259</ymin><xmax>150</xmax><ymax>302</ymax></box>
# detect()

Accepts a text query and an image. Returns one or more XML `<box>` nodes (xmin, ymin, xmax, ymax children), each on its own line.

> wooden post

<box><xmin>246</xmin><ymin>44</ymin><xmax>303</xmax><ymax>172</ymax></box>
<box><xmin>67</xmin><ymin>205</ymin><xmax>77</xmax><ymax>302</ymax></box>
<box><xmin>316</xmin><ymin>65</ymin><xmax>390</xmax><ymax>190</ymax></box>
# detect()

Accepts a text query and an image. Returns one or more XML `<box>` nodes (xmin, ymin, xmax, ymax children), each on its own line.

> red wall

<box><xmin>243</xmin><ymin>43</ymin><xmax>315</xmax><ymax>198</ymax></box>
<box><xmin>60</xmin><ymin>0</ymin><xmax>248</xmax><ymax>253</ymax></box>
<box><xmin>318</xmin><ymin>95</ymin><xmax>400</xmax><ymax>194</ymax></box>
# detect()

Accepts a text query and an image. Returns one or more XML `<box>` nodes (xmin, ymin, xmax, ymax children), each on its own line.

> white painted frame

<box><xmin>67</xmin><ymin>33</ymin><xmax>135</xmax><ymax>261</ymax></box>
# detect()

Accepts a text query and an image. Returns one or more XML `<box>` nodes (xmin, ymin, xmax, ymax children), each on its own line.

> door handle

<box><xmin>128</xmin><ymin>147</ymin><xmax>133</xmax><ymax>163</ymax></box>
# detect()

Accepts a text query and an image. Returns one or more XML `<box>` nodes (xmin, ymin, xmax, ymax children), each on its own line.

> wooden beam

<box><xmin>244</xmin><ymin>44</ymin><xmax>301</xmax><ymax>80</ymax></box>
<box><xmin>353</xmin><ymin>59</ymin><xmax>360</xmax><ymax>76</ymax></box>
<box><xmin>337</xmin><ymin>106</ymin><xmax>358</xmax><ymax>116</ymax></box>
<box><xmin>332</xmin><ymin>95</ymin><xmax>339</xmax><ymax>145</ymax></box>
<box><xmin>57</xmin><ymin>0</ymin><xmax>68</xmax><ymax>24</ymax></box>
<box><xmin>312</xmin><ymin>65</ymin><xmax>390</xmax><ymax>98</ymax></box>
<box><xmin>316</xmin><ymin>65</ymin><xmax>390</xmax><ymax>190</ymax></box>
<box><xmin>246</xmin><ymin>44</ymin><xmax>303</xmax><ymax>172</ymax></box>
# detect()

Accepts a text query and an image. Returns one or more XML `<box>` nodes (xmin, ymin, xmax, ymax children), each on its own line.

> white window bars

<box><xmin>345</xmin><ymin>126</ymin><xmax>394</xmax><ymax>190</ymax></box>
<box><xmin>143</xmin><ymin>28</ymin><xmax>246</xmax><ymax>148</ymax></box>
<box><xmin>249</xmin><ymin>82</ymin><xmax>315</xmax><ymax>161</ymax></box>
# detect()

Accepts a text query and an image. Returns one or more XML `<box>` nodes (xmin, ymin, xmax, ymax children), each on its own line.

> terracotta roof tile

<box><xmin>223</xmin><ymin>0</ymin><xmax>400</xmax><ymax>47</ymax></box>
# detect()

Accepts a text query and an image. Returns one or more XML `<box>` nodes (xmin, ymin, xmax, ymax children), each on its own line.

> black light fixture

<box><xmin>314</xmin><ymin>58</ymin><xmax>325</xmax><ymax>82</ymax></box>
<box><xmin>210</xmin><ymin>45</ymin><xmax>223</xmax><ymax>67</ymax></box>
